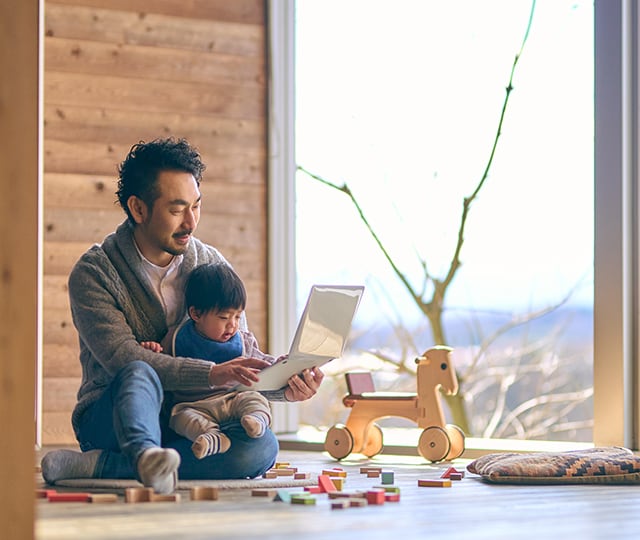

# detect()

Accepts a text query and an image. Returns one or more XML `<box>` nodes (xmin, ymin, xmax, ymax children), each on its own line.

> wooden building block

<box><xmin>273</xmin><ymin>489</ymin><xmax>292</xmax><ymax>503</ymax></box>
<box><xmin>125</xmin><ymin>487</ymin><xmax>154</xmax><ymax>503</ymax></box>
<box><xmin>150</xmin><ymin>493</ymin><xmax>181</xmax><ymax>503</ymax></box>
<box><xmin>331</xmin><ymin>499</ymin><xmax>351</xmax><ymax>510</ymax></box>
<box><xmin>380</xmin><ymin>471</ymin><xmax>394</xmax><ymax>484</ymax></box>
<box><xmin>263</xmin><ymin>471</ymin><xmax>278</xmax><ymax>479</ymax></box>
<box><xmin>322</xmin><ymin>468</ymin><xmax>347</xmax><ymax>478</ymax></box>
<box><xmin>365</xmin><ymin>489</ymin><xmax>386</xmax><ymax>505</ymax></box>
<box><xmin>89</xmin><ymin>493</ymin><xmax>118</xmax><ymax>503</ymax></box>
<box><xmin>190</xmin><ymin>486</ymin><xmax>219</xmax><ymax>501</ymax></box>
<box><xmin>360</xmin><ymin>466</ymin><xmax>382</xmax><ymax>474</ymax></box>
<box><xmin>36</xmin><ymin>489</ymin><xmax>56</xmax><ymax>499</ymax></box>
<box><xmin>440</xmin><ymin>466</ymin><xmax>460</xmax><ymax>479</ymax></box>
<box><xmin>291</xmin><ymin>494</ymin><xmax>316</xmax><ymax>505</ymax></box>
<box><xmin>450</xmin><ymin>472</ymin><xmax>463</xmax><ymax>481</ymax></box>
<box><xmin>349</xmin><ymin>498</ymin><xmax>368</xmax><ymax>507</ymax></box>
<box><xmin>418</xmin><ymin>479</ymin><xmax>452</xmax><ymax>488</ymax></box>
<box><xmin>294</xmin><ymin>472</ymin><xmax>311</xmax><ymax>480</ymax></box>
<box><xmin>303</xmin><ymin>486</ymin><xmax>322</xmax><ymax>494</ymax></box>
<box><xmin>252</xmin><ymin>489</ymin><xmax>277</xmax><ymax>497</ymax></box>
<box><xmin>366</xmin><ymin>471</ymin><xmax>381</xmax><ymax>478</ymax></box>
<box><xmin>274</xmin><ymin>461</ymin><xmax>290</xmax><ymax>468</ymax></box>
<box><xmin>332</xmin><ymin>477</ymin><xmax>345</xmax><ymax>491</ymax></box>
<box><xmin>385</xmin><ymin>492</ymin><xmax>401</xmax><ymax>502</ymax></box>
<box><xmin>318</xmin><ymin>474</ymin><xmax>337</xmax><ymax>493</ymax></box>
<box><xmin>48</xmin><ymin>492</ymin><xmax>91</xmax><ymax>502</ymax></box>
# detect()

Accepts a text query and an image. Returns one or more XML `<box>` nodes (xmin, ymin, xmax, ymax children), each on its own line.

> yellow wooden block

<box><xmin>418</xmin><ymin>479</ymin><xmax>452</xmax><ymax>488</ymax></box>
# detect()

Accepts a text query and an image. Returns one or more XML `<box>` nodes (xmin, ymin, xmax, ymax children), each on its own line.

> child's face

<box><xmin>190</xmin><ymin>307</ymin><xmax>243</xmax><ymax>342</ymax></box>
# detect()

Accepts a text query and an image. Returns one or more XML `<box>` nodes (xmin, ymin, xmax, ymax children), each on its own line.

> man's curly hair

<box><xmin>116</xmin><ymin>137</ymin><xmax>206</xmax><ymax>225</ymax></box>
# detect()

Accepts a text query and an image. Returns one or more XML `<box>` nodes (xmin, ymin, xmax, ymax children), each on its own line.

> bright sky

<box><xmin>294</xmin><ymin>0</ymin><xmax>594</xmax><ymax>323</ymax></box>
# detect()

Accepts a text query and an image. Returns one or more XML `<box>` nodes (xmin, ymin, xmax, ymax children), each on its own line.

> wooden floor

<box><xmin>35</xmin><ymin>446</ymin><xmax>640</xmax><ymax>540</ymax></box>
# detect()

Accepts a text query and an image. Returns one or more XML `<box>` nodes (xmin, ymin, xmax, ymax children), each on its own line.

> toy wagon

<box><xmin>323</xmin><ymin>346</ymin><xmax>465</xmax><ymax>462</ymax></box>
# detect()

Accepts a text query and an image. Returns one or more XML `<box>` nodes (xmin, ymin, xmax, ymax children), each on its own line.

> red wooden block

<box><xmin>365</xmin><ymin>489</ymin><xmax>385</xmax><ymax>505</ymax></box>
<box><xmin>318</xmin><ymin>474</ymin><xmax>338</xmax><ymax>493</ymax></box>
<box><xmin>48</xmin><ymin>492</ymin><xmax>91</xmax><ymax>502</ymax></box>
<box><xmin>440</xmin><ymin>466</ymin><xmax>459</xmax><ymax>479</ymax></box>
<box><xmin>304</xmin><ymin>486</ymin><xmax>323</xmax><ymax>494</ymax></box>
<box><xmin>385</xmin><ymin>492</ymin><xmax>401</xmax><ymax>502</ymax></box>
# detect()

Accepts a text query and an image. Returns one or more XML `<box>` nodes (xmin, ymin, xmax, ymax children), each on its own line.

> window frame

<box><xmin>269</xmin><ymin>0</ymin><xmax>639</xmax><ymax>448</ymax></box>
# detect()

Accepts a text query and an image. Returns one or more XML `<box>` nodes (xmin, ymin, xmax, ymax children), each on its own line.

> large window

<box><xmin>292</xmin><ymin>0</ymin><xmax>594</xmax><ymax>444</ymax></box>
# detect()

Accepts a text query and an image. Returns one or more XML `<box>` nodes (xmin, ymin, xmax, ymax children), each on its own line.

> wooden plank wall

<box><xmin>42</xmin><ymin>0</ymin><xmax>268</xmax><ymax>444</ymax></box>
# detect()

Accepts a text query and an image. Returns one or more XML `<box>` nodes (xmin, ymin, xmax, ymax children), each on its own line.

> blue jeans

<box><xmin>76</xmin><ymin>361</ymin><xmax>279</xmax><ymax>480</ymax></box>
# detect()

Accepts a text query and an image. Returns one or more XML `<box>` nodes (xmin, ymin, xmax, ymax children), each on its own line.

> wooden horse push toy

<box><xmin>324</xmin><ymin>346</ymin><xmax>465</xmax><ymax>462</ymax></box>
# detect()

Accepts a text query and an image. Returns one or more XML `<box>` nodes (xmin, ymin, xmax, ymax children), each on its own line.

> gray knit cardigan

<box><xmin>68</xmin><ymin>220</ymin><xmax>284</xmax><ymax>437</ymax></box>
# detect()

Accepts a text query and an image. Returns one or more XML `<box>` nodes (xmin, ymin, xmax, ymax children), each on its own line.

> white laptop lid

<box><xmin>234</xmin><ymin>284</ymin><xmax>364</xmax><ymax>392</ymax></box>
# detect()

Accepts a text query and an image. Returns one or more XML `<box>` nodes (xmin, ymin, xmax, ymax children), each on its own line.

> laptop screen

<box><xmin>290</xmin><ymin>285</ymin><xmax>364</xmax><ymax>359</ymax></box>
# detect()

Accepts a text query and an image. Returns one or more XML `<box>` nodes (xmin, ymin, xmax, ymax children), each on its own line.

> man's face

<box><xmin>131</xmin><ymin>170</ymin><xmax>202</xmax><ymax>266</ymax></box>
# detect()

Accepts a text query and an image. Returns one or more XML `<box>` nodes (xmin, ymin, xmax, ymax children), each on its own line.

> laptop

<box><xmin>234</xmin><ymin>284</ymin><xmax>365</xmax><ymax>392</ymax></box>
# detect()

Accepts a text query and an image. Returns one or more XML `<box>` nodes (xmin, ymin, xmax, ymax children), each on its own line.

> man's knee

<box><xmin>116</xmin><ymin>361</ymin><xmax>163</xmax><ymax>399</ymax></box>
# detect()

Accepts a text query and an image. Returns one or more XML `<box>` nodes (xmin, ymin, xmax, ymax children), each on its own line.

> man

<box><xmin>41</xmin><ymin>138</ymin><xmax>323</xmax><ymax>493</ymax></box>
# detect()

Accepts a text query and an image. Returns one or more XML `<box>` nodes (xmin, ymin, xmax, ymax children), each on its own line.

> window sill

<box><xmin>277</xmin><ymin>426</ymin><xmax>594</xmax><ymax>459</ymax></box>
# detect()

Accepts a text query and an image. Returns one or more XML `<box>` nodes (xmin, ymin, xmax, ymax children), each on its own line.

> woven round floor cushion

<box><xmin>467</xmin><ymin>446</ymin><xmax>640</xmax><ymax>484</ymax></box>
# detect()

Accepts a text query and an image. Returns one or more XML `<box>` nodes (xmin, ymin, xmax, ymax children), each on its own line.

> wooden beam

<box><xmin>0</xmin><ymin>0</ymin><xmax>40</xmax><ymax>538</ymax></box>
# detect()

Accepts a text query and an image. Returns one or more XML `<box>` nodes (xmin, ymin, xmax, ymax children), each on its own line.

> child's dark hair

<box><xmin>185</xmin><ymin>263</ymin><xmax>247</xmax><ymax>315</ymax></box>
<box><xmin>116</xmin><ymin>137</ymin><xmax>206</xmax><ymax>225</ymax></box>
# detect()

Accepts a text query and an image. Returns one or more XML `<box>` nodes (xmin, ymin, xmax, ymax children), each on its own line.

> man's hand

<box><xmin>284</xmin><ymin>367</ymin><xmax>324</xmax><ymax>402</ymax></box>
<box><xmin>208</xmin><ymin>357</ymin><xmax>271</xmax><ymax>387</ymax></box>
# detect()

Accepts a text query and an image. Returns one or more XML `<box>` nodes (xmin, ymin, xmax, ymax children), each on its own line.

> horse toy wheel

<box><xmin>324</xmin><ymin>424</ymin><xmax>354</xmax><ymax>460</ymax></box>
<box><xmin>417</xmin><ymin>426</ymin><xmax>451</xmax><ymax>463</ymax></box>
<box><xmin>445</xmin><ymin>424</ymin><xmax>466</xmax><ymax>460</ymax></box>
<box><xmin>361</xmin><ymin>423</ymin><xmax>384</xmax><ymax>458</ymax></box>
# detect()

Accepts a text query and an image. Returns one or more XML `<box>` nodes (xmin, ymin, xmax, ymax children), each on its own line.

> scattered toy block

<box><xmin>329</xmin><ymin>490</ymin><xmax>367</xmax><ymax>499</ymax></box>
<box><xmin>252</xmin><ymin>489</ymin><xmax>278</xmax><ymax>497</ymax></box>
<box><xmin>322</xmin><ymin>468</ymin><xmax>347</xmax><ymax>478</ymax></box>
<box><xmin>331</xmin><ymin>499</ymin><xmax>351</xmax><ymax>510</ymax></box>
<box><xmin>318</xmin><ymin>475</ymin><xmax>338</xmax><ymax>493</ymax></box>
<box><xmin>418</xmin><ymin>479</ymin><xmax>452</xmax><ymax>488</ymax></box>
<box><xmin>380</xmin><ymin>471</ymin><xmax>394</xmax><ymax>484</ymax></box>
<box><xmin>190</xmin><ymin>486</ymin><xmax>219</xmax><ymax>501</ymax></box>
<box><xmin>48</xmin><ymin>492</ymin><xmax>89</xmax><ymax>503</ymax></box>
<box><xmin>332</xmin><ymin>477</ymin><xmax>345</xmax><ymax>491</ymax></box>
<box><xmin>274</xmin><ymin>461</ymin><xmax>291</xmax><ymax>468</ymax></box>
<box><xmin>273</xmin><ymin>489</ymin><xmax>292</xmax><ymax>503</ymax></box>
<box><xmin>89</xmin><ymin>493</ymin><xmax>118</xmax><ymax>503</ymax></box>
<box><xmin>150</xmin><ymin>493</ymin><xmax>181</xmax><ymax>503</ymax></box>
<box><xmin>303</xmin><ymin>486</ymin><xmax>322</xmax><ymax>494</ymax></box>
<box><xmin>375</xmin><ymin>486</ymin><xmax>400</xmax><ymax>494</ymax></box>
<box><xmin>360</xmin><ymin>466</ymin><xmax>382</xmax><ymax>474</ymax></box>
<box><xmin>294</xmin><ymin>472</ymin><xmax>311</xmax><ymax>480</ymax></box>
<box><xmin>36</xmin><ymin>489</ymin><xmax>56</xmax><ymax>499</ymax></box>
<box><xmin>385</xmin><ymin>492</ymin><xmax>401</xmax><ymax>502</ymax></box>
<box><xmin>263</xmin><ymin>471</ymin><xmax>278</xmax><ymax>479</ymax></box>
<box><xmin>267</xmin><ymin>467</ymin><xmax>297</xmax><ymax>476</ymax></box>
<box><xmin>349</xmin><ymin>498</ymin><xmax>368</xmax><ymax>507</ymax></box>
<box><xmin>366</xmin><ymin>471</ymin><xmax>381</xmax><ymax>478</ymax></box>
<box><xmin>450</xmin><ymin>472</ymin><xmax>463</xmax><ymax>481</ymax></box>
<box><xmin>291</xmin><ymin>493</ymin><xmax>316</xmax><ymax>505</ymax></box>
<box><xmin>47</xmin><ymin>492</ymin><xmax>91</xmax><ymax>503</ymax></box>
<box><xmin>365</xmin><ymin>489</ymin><xmax>386</xmax><ymax>505</ymax></box>
<box><xmin>440</xmin><ymin>466</ymin><xmax>460</xmax><ymax>479</ymax></box>
<box><xmin>125</xmin><ymin>487</ymin><xmax>154</xmax><ymax>503</ymax></box>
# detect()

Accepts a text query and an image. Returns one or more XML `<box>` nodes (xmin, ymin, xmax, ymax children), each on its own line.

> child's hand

<box><xmin>140</xmin><ymin>341</ymin><xmax>163</xmax><ymax>353</ymax></box>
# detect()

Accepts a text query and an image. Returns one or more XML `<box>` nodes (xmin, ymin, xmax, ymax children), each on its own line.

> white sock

<box><xmin>137</xmin><ymin>447</ymin><xmax>180</xmax><ymax>494</ymax></box>
<box><xmin>41</xmin><ymin>449</ymin><xmax>101</xmax><ymax>484</ymax></box>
